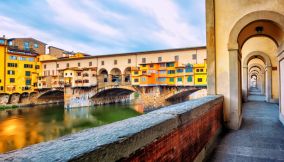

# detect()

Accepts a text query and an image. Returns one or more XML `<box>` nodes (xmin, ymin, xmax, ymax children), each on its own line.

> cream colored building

<box><xmin>40</xmin><ymin>46</ymin><xmax>206</xmax><ymax>87</ymax></box>
<box><xmin>206</xmin><ymin>0</ymin><xmax>284</xmax><ymax>129</ymax></box>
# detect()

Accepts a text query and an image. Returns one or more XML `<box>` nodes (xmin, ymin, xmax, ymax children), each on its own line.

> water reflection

<box><xmin>0</xmin><ymin>103</ymin><xmax>141</xmax><ymax>153</ymax></box>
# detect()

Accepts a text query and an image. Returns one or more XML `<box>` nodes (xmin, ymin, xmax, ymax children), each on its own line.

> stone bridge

<box><xmin>64</xmin><ymin>82</ymin><xmax>206</xmax><ymax>109</ymax></box>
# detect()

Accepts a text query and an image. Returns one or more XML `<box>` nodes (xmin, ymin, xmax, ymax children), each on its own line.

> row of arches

<box><xmin>225</xmin><ymin>10</ymin><xmax>284</xmax><ymax>129</ymax></box>
<box><xmin>98</xmin><ymin>67</ymin><xmax>131</xmax><ymax>83</ymax></box>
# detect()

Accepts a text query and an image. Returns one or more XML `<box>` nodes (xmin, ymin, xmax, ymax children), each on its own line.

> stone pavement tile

<box><xmin>207</xmin><ymin>102</ymin><xmax>284</xmax><ymax>161</ymax></box>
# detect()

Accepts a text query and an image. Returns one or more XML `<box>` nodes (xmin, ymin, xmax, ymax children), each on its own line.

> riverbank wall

<box><xmin>0</xmin><ymin>95</ymin><xmax>224</xmax><ymax>162</ymax></box>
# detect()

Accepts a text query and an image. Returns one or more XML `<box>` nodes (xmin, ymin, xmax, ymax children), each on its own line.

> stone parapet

<box><xmin>0</xmin><ymin>95</ymin><xmax>223</xmax><ymax>162</ymax></box>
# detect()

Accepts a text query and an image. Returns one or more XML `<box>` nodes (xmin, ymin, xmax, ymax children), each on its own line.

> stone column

<box><xmin>262</xmin><ymin>72</ymin><xmax>266</xmax><ymax>95</ymax></box>
<box><xmin>121</xmin><ymin>75</ymin><xmax>125</xmax><ymax>85</ymax></box>
<box><xmin>266</xmin><ymin>66</ymin><xmax>272</xmax><ymax>102</ymax></box>
<box><xmin>242</xmin><ymin>66</ymin><xmax>248</xmax><ymax>102</ymax></box>
<box><xmin>229</xmin><ymin>49</ymin><xmax>242</xmax><ymax>130</ymax></box>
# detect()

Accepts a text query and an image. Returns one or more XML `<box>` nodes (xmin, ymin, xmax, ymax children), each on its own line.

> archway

<box><xmin>242</xmin><ymin>51</ymin><xmax>271</xmax><ymax>102</ymax></box>
<box><xmin>227</xmin><ymin>10</ymin><xmax>284</xmax><ymax>129</ymax></box>
<box><xmin>110</xmin><ymin>68</ymin><xmax>122</xmax><ymax>83</ymax></box>
<box><xmin>98</xmin><ymin>68</ymin><xmax>108</xmax><ymax>83</ymax></box>
<box><xmin>124</xmin><ymin>67</ymin><xmax>131</xmax><ymax>84</ymax></box>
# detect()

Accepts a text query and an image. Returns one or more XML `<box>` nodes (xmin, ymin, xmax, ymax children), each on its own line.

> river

<box><xmin>0</xmin><ymin>103</ymin><xmax>142</xmax><ymax>153</ymax></box>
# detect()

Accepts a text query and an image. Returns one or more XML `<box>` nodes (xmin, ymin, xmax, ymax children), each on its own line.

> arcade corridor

<box><xmin>208</xmin><ymin>101</ymin><xmax>284</xmax><ymax>161</ymax></box>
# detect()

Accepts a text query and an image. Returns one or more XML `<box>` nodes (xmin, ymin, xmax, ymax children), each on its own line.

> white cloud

<box><xmin>0</xmin><ymin>15</ymin><xmax>125</xmax><ymax>54</ymax></box>
<box><xmin>118</xmin><ymin>0</ymin><xmax>204</xmax><ymax>47</ymax></box>
<box><xmin>46</xmin><ymin>0</ymin><xmax>122</xmax><ymax>38</ymax></box>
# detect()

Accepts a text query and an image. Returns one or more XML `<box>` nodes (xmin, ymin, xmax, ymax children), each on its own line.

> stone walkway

<box><xmin>208</xmin><ymin>101</ymin><xmax>284</xmax><ymax>162</ymax></box>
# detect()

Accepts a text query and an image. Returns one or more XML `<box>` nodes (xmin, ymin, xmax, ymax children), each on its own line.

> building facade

<box><xmin>0</xmin><ymin>37</ymin><xmax>41</xmax><ymax>94</ymax></box>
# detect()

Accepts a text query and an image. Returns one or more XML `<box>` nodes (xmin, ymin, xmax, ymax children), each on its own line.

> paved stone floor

<box><xmin>207</xmin><ymin>101</ymin><xmax>284</xmax><ymax>162</ymax></box>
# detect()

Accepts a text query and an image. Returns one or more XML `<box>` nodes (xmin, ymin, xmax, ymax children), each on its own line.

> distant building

<box><xmin>7</xmin><ymin>37</ymin><xmax>47</xmax><ymax>54</ymax></box>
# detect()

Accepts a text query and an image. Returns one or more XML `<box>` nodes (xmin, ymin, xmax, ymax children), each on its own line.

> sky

<box><xmin>0</xmin><ymin>0</ymin><xmax>205</xmax><ymax>55</ymax></box>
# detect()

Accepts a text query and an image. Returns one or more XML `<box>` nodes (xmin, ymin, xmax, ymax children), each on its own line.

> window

<box><xmin>66</xmin><ymin>63</ymin><xmax>69</xmax><ymax>68</ymax></box>
<box><xmin>44</xmin><ymin>64</ymin><xmax>47</xmax><ymax>69</ymax></box>
<box><xmin>187</xmin><ymin>76</ymin><xmax>192</xmax><ymax>82</ymax></box>
<box><xmin>159</xmin><ymin>70</ymin><xmax>166</xmax><ymax>74</ymax></box>
<box><xmin>77</xmin><ymin>72</ymin><xmax>81</xmax><ymax>76</ymax></box>
<box><xmin>65</xmin><ymin>73</ymin><xmax>67</xmax><ymax>76</ymax></box>
<box><xmin>185</xmin><ymin>66</ymin><xmax>193</xmax><ymax>72</ymax></box>
<box><xmin>192</xmin><ymin>54</ymin><xmax>197</xmax><ymax>60</ymax></box>
<box><xmin>142</xmin><ymin>70</ymin><xmax>147</xmax><ymax>75</ymax></box>
<box><xmin>160</xmin><ymin>63</ymin><xmax>166</xmax><ymax>67</ymax></box>
<box><xmin>0</xmin><ymin>39</ymin><xmax>5</xmax><ymax>44</ymax></box>
<box><xmin>25</xmin><ymin>71</ymin><xmax>31</xmax><ymax>76</ymax></box>
<box><xmin>166</xmin><ymin>62</ymin><xmax>174</xmax><ymax>67</ymax></box>
<box><xmin>26</xmin><ymin>79</ymin><xmax>31</xmax><ymax>85</ymax></box>
<box><xmin>141</xmin><ymin>64</ymin><xmax>146</xmax><ymax>67</ymax></box>
<box><xmin>7</xmin><ymin>70</ymin><xmax>15</xmax><ymax>75</ymax></box>
<box><xmin>158</xmin><ymin>57</ymin><xmax>162</xmax><ymax>62</ymax></box>
<box><xmin>9</xmin><ymin>56</ymin><xmax>17</xmax><ymax>60</ymax></box>
<box><xmin>176</xmin><ymin>69</ymin><xmax>183</xmax><ymax>73</ymax></box>
<box><xmin>24</xmin><ymin>64</ymin><xmax>33</xmax><ymax>68</ymax></box>
<box><xmin>150</xmin><ymin>64</ymin><xmax>154</xmax><ymax>68</ymax></box>
<box><xmin>169</xmin><ymin>78</ymin><xmax>175</xmax><ymax>82</ymax></box>
<box><xmin>10</xmin><ymin>78</ymin><xmax>15</xmax><ymax>83</ymax></box>
<box><xmin>141</xmin><ymin>77</ymin><xmax>146</xmax><ymax>82</ymax></box>
<box><xmin>19</xmin><ymin>57</ymin><xmax>26</xmax><ymax>61</ymax></box>
<box><xmin>142</xmin><ymin>58</ymin><xmax>146</xmax><ymax>63</ymax></box>
<box><xmin>134</xmin><ymin>71</ymin><xmax>139</xmax><ymax>75</ymax></box>
<box><xmin>134</xmin><ymin>79</ymin><xmax>139</xmax><ymax>82</ymax></box>
<box><xmin>89</xmin><ymin>62</ymin><xmax>92</xmax><ymax>66</ymax></box>
<box><xmin>0</xmin><ymin>86</ymin><xmax>3</xmax><ymax>90</ymax></box>
<box><xmin>34</xmin><ymin>43</ymin><xmax>38</xmax><ymax>48</ymax></box>
<box><xmin>177</xmin><ymin>77</ymin><xmax>183</xmax><ymax>82</ymax></box>
<box><xmin>78</xmin><ymin>62</ymin><xmax>80</xmax><ymax>67</ymax></box>
<box><xmin>175</xmin><ymin>55</ymin><xmax>179</xmax><ymax>61</ymax></box>
<box><xmin>101</xmin><ymin>61</ymin><xmax>104</xmax><ymax>65</ymax></box>
<box><xmin>158</xmin><ymin>78</ymin><xmax>166</xmax><ymax>82</ymax></box>
<box><xmin>7</xmin><ymin>63</ymin><xmax>17</xmax><ymax>67</ymax></box>
<box><xmin>70</xmin><ymin>73</ymin><xmax>72</xmax><ymax>76</ymax></box>
<box><xmin>198</xmin><ymin>78</ymin><xmax>203</xmax><ymax>82</ymax></box>
<box><xmin>8</xmin><ymin>40</ymin><xmax>12</xmax><ymax>46</ymax></box>
<box><xmin>28</xmin><ymin>58</ymin><xmax>34</xmax><ymax>62</ymax></box>
<box><xmin>114</xmin><ymin>60</ymin><xmax>117</xmax><ymax>65</ymax></box>
<box><xmin>57</xmin><ymin>64</ymin><xmax>59</xmax><ymax>68</ymax></box>
<box><xmin>24</xmin><ymin>42</ymin><xmax>29</xmax><ymax>50</ymax></box>
<box><xmin>200</xmin><ymin>69</ymin><xmax>204</xmax><ymax>72</ymax></box>
<box><xmin>128</xmin><ymin>59</ymin><xmax>131</xmax><ymax>64</ymax></box>
<box><xmin>196</xmin><ymin>69</ymin><xmax>200</xmax><ymax>72</ymax></box>
<box><xmin>167</xmin><ymin>70</ymin><xmax>175</xmax><ymax>74</ymax></box>
<box><xmin>35</xmin><ymin>65</ymin><xmax>40</xmax><ymax>69</ymax></box>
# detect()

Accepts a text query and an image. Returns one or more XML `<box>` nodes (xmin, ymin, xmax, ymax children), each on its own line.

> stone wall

<box><xmin>0</xmin><ymin>95</ymin><xmax>223</xmax><ymax>162</ymax></box>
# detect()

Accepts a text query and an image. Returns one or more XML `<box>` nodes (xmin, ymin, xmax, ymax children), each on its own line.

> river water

<box><xmin>0</xmin><ymin>103</ymin><xmax>142</xmax><ymax>153</ymax></box>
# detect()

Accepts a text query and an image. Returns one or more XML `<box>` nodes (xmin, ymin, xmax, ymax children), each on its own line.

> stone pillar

<box><xmin>266</xmin><ymin>66</ymin><xmax>272</xmax><ymax>102</ymax></box>
<box><xmin>242</xmin><ymin>66</ymin><xmax>248</xmax><ymax>102</ymax></box>
<box><xmin>121</xmin><ymin>75</ymin><xmax>125</xmax><ymax>85</ymax></box>
<box><xmin>229</xmin><ymin>49</ymin><xmax>242</xmax><ymax>130</ymax></box>
<box><xmin>262</xmin><ymin>72</ymin><xmax>266</xmax><ymax>95</ymax></box>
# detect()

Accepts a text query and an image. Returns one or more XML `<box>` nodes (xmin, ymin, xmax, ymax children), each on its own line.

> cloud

<box><xmin>0</xmin><ymin>1</ymin><xmax>205</xmax><ymax>55</ymax></box>
<box><xmin>0</xmin><ymin>15</ymin><xmax>125</xmax><ymax>54</ymax></box>
<box><xmin>118</xmin><ymin>0</ymin><xmax>205</xmax><ymax>47</ymax></box>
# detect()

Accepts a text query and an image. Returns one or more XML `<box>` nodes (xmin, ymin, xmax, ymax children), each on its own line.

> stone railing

<box><xmin>0</xmin><ymin>95</ymin><xmax>223</xmax><ymax>162</ymax></box>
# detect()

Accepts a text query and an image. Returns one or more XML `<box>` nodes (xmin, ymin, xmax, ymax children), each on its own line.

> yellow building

<box><xmin>193</xmin><ymin>59</ymin><xmax>207</xmax><ymax>86</ymax></box>
<box><xmin>0</xmin><ymin>37</ymin><xmax>41</xmax><ymax>94</ymax></box>
<box><xmin>130</xmin><ymin>61</ymin><xmax>205</xmax><ymax>87</ymax></box>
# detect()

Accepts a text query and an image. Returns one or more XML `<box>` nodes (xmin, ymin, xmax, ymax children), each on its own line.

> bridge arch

<box><xmin>37</xmin><ymin>89</ymin><xmax>64</xmax><ymax>100</ymax></box>
<box><xmin>226</xmin><ymin>10</ymin><xmax>284</xmax><ymax>129</ymax></box>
